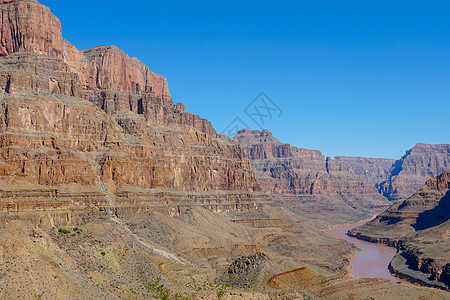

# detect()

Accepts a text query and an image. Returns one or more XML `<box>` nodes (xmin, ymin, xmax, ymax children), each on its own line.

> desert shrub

<box><xmin>146</xmin><ymin>280</ymin><xmax>194</xmax><ymax>300</ymax></box>
<box><xmin>216</xmin><ymin>288</ymin><xmax>225</xmax><ymax>299</ymax></box>
<box><xmin>186</xmin><ymin>282</ymin><xmax>230</xmax><ymax>299</ymax></box>
<box><xmin>58</xmin><ymin>228</ymin><xmax>70</xmax><ymax>234</ymax></box>
<box><xmin>100</xmin><ymin>251</ymin><xmax>106</xmax><ymax>256</ymax></box>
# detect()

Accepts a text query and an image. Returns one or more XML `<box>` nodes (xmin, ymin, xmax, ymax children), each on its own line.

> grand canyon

<box><xmin>0</xmin><ymin>1</ymin><xmax>448</xmax><ymax>299</ymax></box>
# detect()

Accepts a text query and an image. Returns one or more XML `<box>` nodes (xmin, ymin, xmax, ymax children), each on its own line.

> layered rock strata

<box><xmin>231</xmin><ymin>129</ymin><xmax>390</xmax><ymax>225</ymax></box>
<box><xmin>377</xmin><ymin>143</ymin><xmax>450</xmax><ymax>200</ymax></box>
<box><xmin>0</xmin><ymin>0</ymin><xmax>266</xmax><ymax>220</ymax></box>
<box><xmin>0</xmin><ymin>0</ymin><xmax>171</xmax><ymax>102</ymax></box>
<box><xmin>334</xmin><ymin>156</ymin><xmax>395</xmax><ymax>185</ymax></box>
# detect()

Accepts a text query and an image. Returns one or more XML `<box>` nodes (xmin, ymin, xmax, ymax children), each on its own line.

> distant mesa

<box><xmin>334</xmin><ymin>156</ymin><xmax>396</xmax><ymax>185</ymax></box>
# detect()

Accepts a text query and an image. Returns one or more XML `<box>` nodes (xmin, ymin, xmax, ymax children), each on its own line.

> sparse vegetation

<box><xmin>58</xmin><ymin>228</ymin><xmax>70</xmax><ymax>234</ymax></box>
<box><xmin>185</xmin><ymin>281</ymin><xmax>231</xmax><ymax>299</ymax></box>
<box><xmin>146</xmin><ymin>280</ymin><xmax>201</xmax><ymax>300</ymax></box>
<box><xmin>216</xmin><ymin>289</ymin><xmax>225</xmax><ymax>299</ymax></box>
<box><xmin>100</xmin><ymin>251</ymin><xmax>106</xmax><ymax>256</ymax></box>
<box><xmin>227</xmin><ymin>273</ymin><xmax>238</xmax><ymax>286</ymax></box>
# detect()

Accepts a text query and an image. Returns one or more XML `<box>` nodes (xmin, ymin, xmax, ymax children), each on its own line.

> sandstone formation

<box><xmin>349</xmin><ymin>171</ymin><xmax>450</xmax><ymax>289</ymax></box>
<box><xmin>334</xmin><ymin>156</ymin><xmax>395</xmax><ymax>185</ymax></box>
<box><xmin>231</xmin><ymin>129</ymin><xmax>390</xmax><ymax>225</ymax></box>
<box><xmin>377</xmin><ymin>143</ymin><xmax>450</xmax><ymax>200</ymax></box>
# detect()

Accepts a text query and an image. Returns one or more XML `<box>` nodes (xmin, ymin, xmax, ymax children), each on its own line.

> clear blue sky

<box><xmin>40</xmin><ymin>0</ymin><xmax>450</xmax><ymax>159</ymax></box>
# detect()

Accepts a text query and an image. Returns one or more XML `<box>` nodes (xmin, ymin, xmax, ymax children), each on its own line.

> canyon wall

<box><xmin>0</xmin><ymin>0</ymin><xmax>171</xmax><ymax>103</ymax></box>
<box><xmin>377</xmin><ymin>143</ymin><xmax>450</xmax><ymax>200</ymax></box>
<box><xmin>336</xmin><ymin>144</ymin><xmax>450</xmax><ymax>201</ymax></box>
<box><xmin>0</xmin><ymin>3</ymin><xmax>279</xmax><ymax>296</ymax></box>
<box><xmin>0</xmin><ymin>0</ymin><xmax>270</xmax><ymax>221</ymax></box>
<box><xmin>334</xmin><ymin>156</ymin><xmax>395</xmax><ymax>185</ymax></box>
<box><xmin>231</xmin><ymin>129</ymin><xmax>390</xmax><ymax>224</ymax></box>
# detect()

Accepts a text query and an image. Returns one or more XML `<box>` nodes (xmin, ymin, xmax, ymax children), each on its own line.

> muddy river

<box><xmin>326</xmin><ymin>218</ymin><xmax>400</xmax><ymax>282</ymax></box>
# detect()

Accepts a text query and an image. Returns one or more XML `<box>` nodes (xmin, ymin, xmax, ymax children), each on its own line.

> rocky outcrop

<box><xmin>334</xmin><ymin>156</ymin><xmax>395</xmax><ymax>185</ymax></box>
<box><xmin>349</xmin><ymin>171</ymin><xmax>450</xmax><ymax>243</ymax></box>
<box><xmin>377</xmin><ymin>143</ymin><xmax>450</xmax><ymax>200</ymax></box>
<box><xmin>349</xmin><ymin>171</ymin><xmax>450</xmax><ymax>289</ymax></box>
<box><xmin>221</xmin><ymin>252</ymin><xmax>269</xmax><ymax>288</ymax></box>
<box><xmin>231</xmin><ymin>129</ymin><xmax>390</xmax><ymax>224</ymax></box>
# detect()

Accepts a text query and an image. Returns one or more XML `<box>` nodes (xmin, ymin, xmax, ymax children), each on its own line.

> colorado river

<box><xmin>326</xmin><ymin>218</ymin><xmax>400</xmax><ymax>282</ymax></box>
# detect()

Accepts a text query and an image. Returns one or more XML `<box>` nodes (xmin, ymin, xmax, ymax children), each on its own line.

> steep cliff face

<box><xmin>334</xmin><ymin>156</ymin><xmax>395</xmax><ymax>185</ymax></box>
<box><xmin>232</xmin><ymin>129</ymin><xmax>390</xmax><ymax>224</ymax></box>
<box><xmin>349</xmin><ymin>171</ymin><xmax>450</xmax><ymax>289</ymax></box>
<box><xmin>377</xmin><ymin>143</ymin><xmax>450</xmax><ymax>200</ymax></box>
<box><xmin>0</xmin><ymin>0</ymin><xmax>64</xmax><ymax>58</ymax></box>
<box><xmin>82</xmin><ymin>46</ymin><xmax>171</xmax><ymax>104</ymax></box>
<box><xmin>0</xmin><ymin>0</ymin><xmax>271</xmax><ymax>219</ymax></box>
<box><xmin>0</xmin><ymin>0</ymin><xmax>172</xmax><ymax>106</ymax></box>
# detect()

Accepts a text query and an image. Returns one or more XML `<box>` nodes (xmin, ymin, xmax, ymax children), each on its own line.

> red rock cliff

<box><xmin>0</xmin><ymin>0</ymin><xmax>172</xmax><ymax>104</ymax></box>
<box><xmin>0</xmin><ymin>0</ymin><xmax>269</xmax><ymax>216</ymax></box>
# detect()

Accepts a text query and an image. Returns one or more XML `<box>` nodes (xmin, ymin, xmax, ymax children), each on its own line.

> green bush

<box><xmin>216</xmin><ymin>289</ymin><xmax>225</xmax><ymax>299</ymax></box>
<box><xmin>58</xmin><ymin>228</ymin><xmax>70</xmax><ymax>234</ymax></box>
<box><xmin>146</xmin><ymin>280</ymin><xmax>195</xmax><ymax>300</ymax></box>
<box><xmin>146</xmin><ymin>279</ymin><xmax>231</xmax><ymax>299</ymax></box>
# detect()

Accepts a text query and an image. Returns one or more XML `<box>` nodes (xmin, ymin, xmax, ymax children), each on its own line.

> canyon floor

<box><xmin>1</xmin><ymin>199</ymin><xmax>449</xmax><ymax>299</ymax></box>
